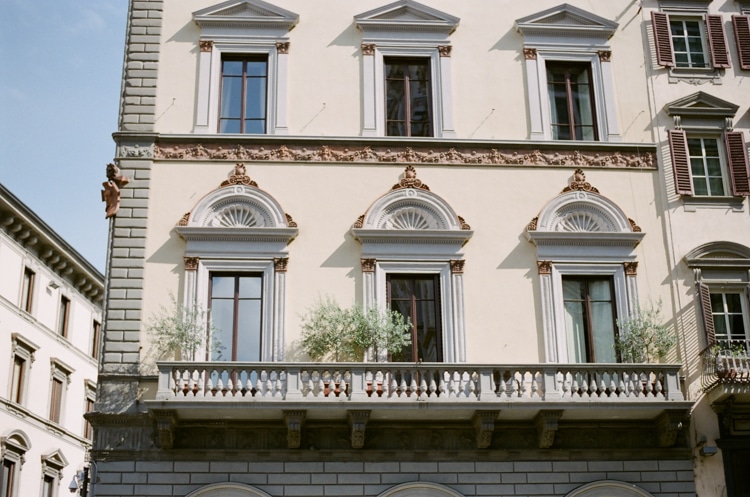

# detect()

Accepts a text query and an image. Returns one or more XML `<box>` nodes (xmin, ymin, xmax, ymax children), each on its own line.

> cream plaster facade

<box><xmin>0</xmin><ymin>183</ymin><xmax>103</xmax><ymax>497</ymax></box>
<box><xmin>90</xmin><ymin>0</ymin><xmax>750</xmax><ymax>496</ymax></box>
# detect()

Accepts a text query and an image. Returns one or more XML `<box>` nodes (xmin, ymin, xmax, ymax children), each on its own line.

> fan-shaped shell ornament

<box><xmin>382</xmin><ymin>206</ymin><xmax>439</xmax><ymax>230</ymax></box>
<box><xmin>554</xmin><ymin>211</ymin><xmax>608</xmax><ymax>232</ymax></box>
<box><xmin>208</xmin><ymin>204</ymin><xmax>266</xmax><ymax>228</ymax></box>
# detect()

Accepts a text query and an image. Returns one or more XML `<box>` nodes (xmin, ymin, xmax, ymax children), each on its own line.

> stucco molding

<box><xmin>185</xmin><ymin>482</ymin><xmax>275</xmax><ymax>497</ymax></box>
<box><xmin>564</xmin><ymin>480</ymin><xmax>656</xmax><ymax>497</ymax></box>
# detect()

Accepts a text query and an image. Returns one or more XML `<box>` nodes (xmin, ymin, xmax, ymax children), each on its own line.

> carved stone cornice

<box><xmin>523</xmin><ymin>48</ymin><xmax>537</xmax><ymax>60</ymax></box>
<box><xmin>438</xmin><ymin>45</ymin><xmax>452</xmax><ymax>57</ymax></box>
<box><xmin>274</xmin><ymin>257</ymin><xmax>289</xmax><ymax>273</ymax></box>
<box><xmin>535</xmin><ymin>410</ymin><xmax>563</xmax><ymax>449</ymax></box>
<box><xmin>220</xmin><ymin>163</ymin><xmax>258</xmax><ymax>188</ymax></box>
<box><xmin>199</xmin><ymin>40</ymin><xmax>213</xmax><ymax>52</ymax></box>
<box><xmin>561</xmin><ymin>168</ymin><xmax>599</xmax><ymax>193</ymax></box>
<box><xmin>284</xmin><ymin>410</ymin><xmax>305</xmax><ymax>449</ymax></box>
<box><xmin>183</xmin><ymin>256</ymin><xmax>199</xmax><ymax>271</ymax></box>
<box><xmin>598</xmin><ymin>50</ymin><xmax>612</xmax><ymax>62</ymax></box>
<box><xmin>152</xmin><ymin>409</ymin><xmax>177</xmax><ymax>450</ymax></box>
<box><xmin>450</xmin><ymin>259</ymin><xmax>465</xmax><ymax>274</ymax></box>
<box><xmin>348</xmin><ymin>410</ymin><xmax>370</xmax><ymax>449</ymax></box>
<box><xmin>276</xmin><ymin>41</ymin><xmax>290</xmax><ymax>54</ymax></box>
<box><xmin>391</xmin><ymin>165</ymin><xmax>430</xmax><ymax>191</ymax></box>
<box><xmin>361</xmin><ymin>258</ymin><xmax>376</xmax><ymax>273</ymax></box>
<box><xmin>472</xmin><ymin>410</ymin><xmax>499</xmax><ymax>449</ymax></box>
<box><xmin>624</xmin><ymin>261</ymin><xmax>638</xmax><ymax>276</ymax></box>
<box><xmin>361</xmin><ymin>43</ymin><xmax>375</xmax><ymax>56</ymax></box>
<box><xmin>657</xmin><ymin>410</ymin><xmax>688</xmax><ymax>448</ymax></box>
<box><xmin>154</xmin><ymin>142</ymin><xmax>656</xmax><ymax>169</ymax></box>
<box><xmin>537</xmin><ymin>260</ymin><xmax>552</xmax><ymax>275</ymax></box>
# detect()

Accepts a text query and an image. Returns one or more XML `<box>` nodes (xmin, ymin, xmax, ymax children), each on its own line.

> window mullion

<box><xmin>564</xmin><ymin>69</ymin><xmax>576</xmax><ymax>140</ymax></box>
<box><xmin>404</xmin><ymin>65</ymin><xmax>412</xmax><ymax>137</ymax></box>
<box><xmin>232</xmin><ymin>276</ymin><xmax>240</xmax><ymax>361</ymax></box>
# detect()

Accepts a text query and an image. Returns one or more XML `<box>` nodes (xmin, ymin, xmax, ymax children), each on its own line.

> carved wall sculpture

<box><xmin>101</xmin><ymin>163</ymin><xmax>131</xmax><ymax>219</ymax></box>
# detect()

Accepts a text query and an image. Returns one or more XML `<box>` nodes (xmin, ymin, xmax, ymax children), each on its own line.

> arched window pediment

<box><xmin>565</xmin><ymin>480</ymin><xmax>656</xmax><ymax>497</ymax></box>
<box><xmin>186</xmin><ymin>482</ymin><xmax>275</xmax><ymax>497</ymax></box>
<box><xmin>685</xmin><ymin>241</ymin><xmax>750</xmax><ymax>269</ymax></box>
<box><xmin>352</xmin><ymin>166</ymin><xmax>472</xmax><ymax>256</ymax></box>
<box><xmin>376</xmin><ymin>482</ymin><xmax>467</xmax><ymax>497</ymax></box>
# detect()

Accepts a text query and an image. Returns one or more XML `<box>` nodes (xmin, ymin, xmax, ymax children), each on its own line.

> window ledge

<box><xmin>668</xmin><ymin>67</ymin><xmax>723</xmax><ymax>85</ymax></box>
<box><xmin>682</xmin><ymin>195</ymin><xmax>746</xmax><ymax>212</ymax></box>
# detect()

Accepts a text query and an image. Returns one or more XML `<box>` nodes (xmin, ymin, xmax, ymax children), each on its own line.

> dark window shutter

<box><xmin>668</xmin><ymin>130</ymin><xmax>694</xmax><ymax>195</ymax></box>
<box><xmin>652</xmin><ymin>11</ymin><xmax>675</xmax><ymax>67</ymax></box>
<box><xmin>698</xmin><ymin>282</ymin><xmax>716</xmax><ymax>346</ymax></box>
<box><xmin>706</xmin><ymin>15</ymin><xmax>731</xmax><ymax>68</ymax></box>
<box><xmin>724</xmin><ymin>131</ymin><xmax>750</xmax><ymax>196</ymax></box>
<box><xmin>733</xmin><ymin>15</ymin><xmax>750</xmax><ymax>70</ymax></box>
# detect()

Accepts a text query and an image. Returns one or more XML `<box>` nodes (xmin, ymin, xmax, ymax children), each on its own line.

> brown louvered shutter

<box><xmin>706</xmin><ymin>15</ymin><xmax>731</xmax><ymax>68</ymax></box>
<box><xmin>652</xmin><ymin>11</ymin><xmax>675</xmax><ymax>67</ymax></box>
<box><xmin>698</xmin><ymin>282</ymin><xmax>716</xmax><ymax>346</ymax></box>
<box><xmin>733</xmin><ymin>15</ymin><xmax>750</xmax><ymax>70</ymax></box>
<box><xmin>668</xmin><ymin>130</ymin><xmax>694</xmax><ymax>195</ymax></box>
<box><xmin>724</xmin><ymin>131</ymin><xmax>750</xmax><ymax>196</ymax></box>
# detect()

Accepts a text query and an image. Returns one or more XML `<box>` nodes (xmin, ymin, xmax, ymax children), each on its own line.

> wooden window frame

<box><xmin>386</xmin><ymin>274</ymin><xmax>443</xmax><ymax>362</ymax></box>
<box><xmin>9</xmin><ymin>333</ymin><xmax>38</xmax><ymax>407</ymax></box>
<box><xmin>218</xmin><ymin>56</ymin><xmax>268</xmax><ymax>134</ymax></box>
<box><xmin>545</xmin><ymin>61</ymin><xmax>598</xmax><ymax>141</ymax></box>
<box><xmin>208</xmin><ymin>273</ymin><xmax>264</xmax><ymax>361</ymax></box>
<box><xmin>57</xmin><ymin>296</ymin><xmax>70</xmax><ymax>338</ymax></box>
<box><xmin>21</xmin><ymin>267</ymin><xmax>34</xmax><ymax>314</ymax></box>
<box><xmin>48</xmin><ymin>359</ymin><xmax>73</xmax><ymax>426</ymax></box>
<box><xmin>2</xmin><ymin>459</ymin><xmax>17</xmax><ymax>497</ymax></box>
<box><xmin>652</xmin><ymin>11</ymin><xmax>731</xmax><ymax>69</ymax></box>
<box><xmin>90</xmin><ymin>320</ymin><xmax>101</xmax><ymax>360</ymax></box>
<box><xmin>561</xmin><ymin>276</ymin><xmax>619</xmax><ymax>363</ymax></box>
<box><xmin>384</xmin><ymin>58</ymin><xmax>433</xmax><ymax>138</ymax></box>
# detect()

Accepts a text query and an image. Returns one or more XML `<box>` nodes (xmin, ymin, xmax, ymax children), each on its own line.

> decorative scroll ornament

<box><xmin>285</xmin><ymin>213</ymin><xmax>298</xmax><ymax>228</ymax></box>
<box><xmin>438</xmin><ymin>45</ymin><xmax>452</xmax><ymax>57</ymax></box>
<box><xmin>361</xmin><ymin>43</ymin><xmax>375</xmax><ymax>56</ymax></box>
<box><xmin>450</xmin><ymin>259</ymin><xmax>465</xmax><ymax>274</ymax></box>
<box><xmin>276</xmin><ymin>41</ymin><xmax>290</xmax><ymax>54</ymax></box>
<box><xmin>101</xmin><ymin>163</ymin><xmax>132</xmax><ymax>219</ymax></box>
<box><xmin>199</xmin><ymin>40</ymin><xmax>213</xmax><ymax>52</ymax></box>
<box><xmin>183</xmin><ymin>257</ymin><xmax>199</xmax><ymax>271</ymax></box>
<box><xmin>628</xmin><ymin>218</ymin><xmax>642</xmax><ymax>232</ymax></box>
<box><xmin>458</xmin><ymin>216</ymin><xmax>471</xmax><ymax>230</ymax></box>
<box><xmin>472</xmin><ymin>411</ymin><xmax>498</xmax><ymax>449</ymax></box>
<box><xmin>220</xmin><ymin>163</ymin><xmax>258</xmax><ymax>188</ymax></box>
<box><xmin>391</xmin><ymin>165</ymin><xmax>430</xmax><ymax>191</ymax></box>
<box><xmin>353</xmin><ymin>215</ymin><xmax>365</xmax><ymax>229</ymax></box>
<box><xmin>360</xmin><ymin>258</ymin><xmax>376</xmax><ymax>273</ymax></box>
<box><xmin>154</xmin><ymin>143</ymin><xmax>656</xmax><ymax>169</ymax></box>
<box><xmin>527</xmin><ymin>216</ymin><xmax>539</xmax><ymax>231</ymax></box>
<box><xmin>274</xmin><ymin>257</ymin><xmax>289</xmax><ymax>272</ymax></box>
<box><xmin>537</xmin><ymin>260</ymin><xmax>552</xmax><ymax>275</ymax></box>
<box><xmin>523</xmin><ymin>48</ymin><xmax>537</xmax><ymax>60</ymax></box>
<box><xmin>561</xmin><ymin>168</ymin><xmax>599</xmax><ymax>193</ymax></box>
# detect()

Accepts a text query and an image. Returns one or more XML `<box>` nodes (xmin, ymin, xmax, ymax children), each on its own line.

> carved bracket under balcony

<box><xmin>535</xmin><ymin>410</ymin><xmax>563</xmax><ymax>449</ymax></box>
<box><xmin>472</xmin><ymin>410</ymin><xmax>499</xmax><ymax>449</ymax></box>
<box><xmin>284</xmin><ymin>410</ymin><xmax>306</xmax><ymax>449</ymax></box>
<box><xmin>348</xmin><ymin>410</ymin><xmax>370</xmax><ymax>449</ymax></box>
<box><xmin>656</xmin><ymin>410</ymin><xmax>689</xmax><ymax>448</ymax></box>
<box><xmin>152</xmin><ymin>409</ymin><xmax>178</xmax><ymax>450</ymax></box>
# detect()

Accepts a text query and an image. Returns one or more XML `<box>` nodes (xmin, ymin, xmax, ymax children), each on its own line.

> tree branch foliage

<box><xmin>615</xmin><ymin>300</ymin><xmax>676</xmax><ymax>363</ymax></box>
<box><xmin>147</xmin><ymin>295</ymin><xmax>216</xmax><ymax>361</ymax></box>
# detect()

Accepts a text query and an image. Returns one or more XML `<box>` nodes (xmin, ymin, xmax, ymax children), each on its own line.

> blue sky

<box><xmin>1</xmin><ymin>0</ymin><xmax>128</xmax><ymax>272</ymax></box>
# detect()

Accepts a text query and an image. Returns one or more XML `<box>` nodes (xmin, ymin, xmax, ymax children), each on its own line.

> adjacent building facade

<box><xmin>0</xmin><ymin>183</ymin><xmax>104</xmax><ymax>497</ymax></box>
<box><xmin>89</xmin><ymin>1</ymin><xmax>750</xmax><ymax>496</ymax></box>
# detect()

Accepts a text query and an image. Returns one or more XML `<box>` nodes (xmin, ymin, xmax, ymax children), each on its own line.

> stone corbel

<box><xmin>472</xmin><ymin>410</ymin><xmax>499</xmax><ymax>449</ymax></box>
<box><xmin>348</xmin><ymin>410</ymin><xmax>370</xmax><ymax>449</ymax></box>
<box><xmin>283</xmin><ymin>410</ymin><xmax>306</xmax><ymax>449</ymax></box>
<box><xmin>152</xmin><ymin>409</ymin><xmax>177</xmax><ymax>450</ymax></box>
<box><xmin>535</xmin><ymin>410</ymin><xmax>563</xmax><ymax>448</ymax></box>
<box><xmin>657</xmin><ymin>409</ymin><xmax>688</xmax><ymax>447</ymax></box>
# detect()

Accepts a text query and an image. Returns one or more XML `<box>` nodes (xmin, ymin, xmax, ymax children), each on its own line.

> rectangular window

<box><xmin>563</xmin><ymin>277</ymin><xmax>618</xmax><ymax>363</ymax></box>
<box><xmin>57</xmin><ymin>296</ymin><xmax>70</xmax><ymax>338</ymax></box>
<box><xmin>209</xmin><ymin>274</ymin><xmax>263</xmax><ymax>361</ymax></box>
<box><xmin>83</xmin><ymin>383</ymin><xmax>96</xmax><ymax>439</ymax></box>
<box><xmin>9</xmin><ymin>334</ymin><xmax>37</xmax><ymax>407</ymax></box>
<box><xmin>688</xmin><ymin>137</ymin><xmax>725</xmax><ymax>196</ymax></box>
<box><xmin>711</xmin><ymin>292</ymin><xmax>748</xmax><ymax>342</ymax></box>
<box><xmin>546</xmin><ymin>62</ymin><xmax>597</xmax><ymax>141</ymax></box>
<box><xmin>385</xmin><ymin>58</ymin><xmax>433</xmax><ymax>137</ymax></box>
<box><xmin>219</xmin><ymin>57</ymin><xmax>268</xmax><ymax>134</ymax></box>
<box><xmin>41</xmin><ymin>474</ymin><xmax>55</xmax><ymax>497</ymax></box>
<box><xmin>2</xmin><ymin>459</ymin><xmax>16</xmax><ymax>497</ymax></box>
<box><xmin>652</xmin><ymin>11</ymin><xmax>731</xmax><ymax>69</ymax></box>
<box><xmin>670</xmin><ymin>18</ymin><xmax>708</xmax><ymax>68</ymax></box>
<box><xmin>387</xmin><ymin>274</ymin><xmax>443</xmax><ymax>362</ymax></box>
<box><xmin>21</xmin><ymin>268</ymin><xmax>34</xmax><ymax>313</ymax></box>
<box><xmin>91</xmin><ymin>320</ymin><xmax>101</xmax><ymax>360</ymax></box>
<box><xmin>10</xmin><ymin>356</ymin><xmax>25</xmax><ymax>404</ymax></box>
<box><xmin>49</xmin><ymin>378</ymin><xmax>63</xmax><ymax>424</ymax></box>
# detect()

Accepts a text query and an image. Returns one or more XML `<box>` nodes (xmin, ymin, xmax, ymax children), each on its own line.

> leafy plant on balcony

<box><xmin>147</xmin><ymin>295</ymin><xmax>219</xmax><ymax>361</ymax></box>
<box><xmin>615</xmin><ymin>300</ymin><xmax>676</xmax><ymax>363</ymax></box>
<box><xmin>300</xmin><ymin>297</ymin><xmax>412</xmax><ymax>362</ymax></box>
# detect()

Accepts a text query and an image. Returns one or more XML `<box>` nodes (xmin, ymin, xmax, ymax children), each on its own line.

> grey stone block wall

<box><xmin>93</xmin><ymin>459</ymin><xmax>696</xmax><ymax>497</ymax></box>
<box><xmin>119</xmin><ymin>0</ymin><xmax>163</xmax><ymax>132</ymax></box>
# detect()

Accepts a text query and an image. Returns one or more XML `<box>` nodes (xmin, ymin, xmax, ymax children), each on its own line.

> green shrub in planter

<box><xmin>614</xmin><ymin>300</ymin><xmax>676</xmax><ymax>363</ymax></box>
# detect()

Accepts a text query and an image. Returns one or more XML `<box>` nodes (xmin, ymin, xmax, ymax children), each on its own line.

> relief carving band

<box><xmin>154</xmin><ymin>143</ymin><xmax>656</xmax><ymax>169</ymax></box>
<box><xmin>101</xmin><ymin>163</ymin><xmax>132</xmax><ymax>219</ymax></box>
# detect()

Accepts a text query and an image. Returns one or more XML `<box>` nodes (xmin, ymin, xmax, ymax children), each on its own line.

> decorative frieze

<box><xmin>154</xmin><ymin>143</ymin><xmax>656</xmax><ymax>169</ymax></box>
<box><xmin>348</xmin><ymin>410</ymin><xmax>370</xmax><ymax>449</ymax></box>
<box><xmin>361</xmin><ymin>43</ymin><xmax>375</xmax><ymax>56</ymax></box>
<box><xmin>118</xmin><ymin>144</ymin><xmax>153</xmax><ymax>158</ymax></box>
<box><xmin>438</xmin><ymin>45</ymin><xmax>452</xmax><ymax>57</ymax></box>
<box><xmin>276</xmin><ymin>41</ymin><xmax>290</xmax><ymax>54</ymax></box>
<box><xmin>274</xmin><ymin>257</ymin><xmax>289</xmax><ymax>273</ymax></box>
<box><xmin>183</xmin><ymin>257</ymin><xmax>199</xmax><ymax>271</ymax></box>
<box><xmin>361</xmin><ymin>258</ymin><xmax>376</xmax><ymax>273</ymax></box>
<box><xmin>624</xmin><ymin>261</ymin><xmax>638</xmax><ymax>275</ymax></box>
<box><xmin>450</xmin><ymin>259</ymin><xmax>465</xmax><ymax>274</ymax></box>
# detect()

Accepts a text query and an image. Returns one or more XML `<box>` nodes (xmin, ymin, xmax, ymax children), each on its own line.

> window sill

<box><xmin>668</xmin><ymin>67</ymin><xmax>723</xmax><ymax>85</ymax></box>
<box><xmin>682</xmin><ymin>195</ymin><xmax>746</xmax><ymax>212</ymax></box>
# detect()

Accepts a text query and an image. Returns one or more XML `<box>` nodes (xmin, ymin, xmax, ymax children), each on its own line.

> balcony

<box><xmin>702</xmin><ymin>339</ymin><xmax>750</xmax><ymax>403</ymax></box>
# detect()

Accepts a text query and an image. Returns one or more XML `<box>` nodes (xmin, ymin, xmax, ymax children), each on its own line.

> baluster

<box><xmin>439</xmin><ymin>371</ymin><xmax>449</xmax><ymax>397</ymax></box>
<box><xmin>562</xmin><ymin>372</ymin><xmax>572</xmax><ymax>398</ymax></box>
<box><xmin>509</xmin><ymin>372</ymin><xmax>519</xmax><ymax>397</ymax></box>
<box><xmin>426</xmin><ymin>372</ymin><xmax>436</xmax><ymax>397</ymax></box>
<box><xmin>654</xmin><ymin>377</ymin><xmax>663</xmax><ymax>398</ymax></box>
<box><xmin>409</xmin><ymin>373</ymin><xmax>418</xmax><ymax>397</ymax></box>
<box><xmin>518</xmin><ymin>372</ymin><xmax>527</xmax><ymax>398</ymax></box>
<box><xmin>609</xmin><ymin>374</ymin><xmax>618</xmax><ymax>398</ymax></box>
<box><xmin>531</xmin><ymin>373</ymin><xmax>539</xmax><ymax>398</ymax></box>
<box><xmin>498</xmin><ymin>371</ymin><xmax>507</xmax><ymax>398</ymax></box>
<box><xmin>599</xmin><ymin>375</ymin><xmax>607</xmax><ymax>398</ymax></box>
<box><xmin>468</xmin><ymin>372</ymin><xmax>477</xmax><ymax>398</ymax></box>
<box><xmin>419</xmin><ymin>374</ymin><xmax>428</xmax><ymax>399</ymax></box>
<box><xmin>389</xmin><ymin>372</ymin><xmax>399</xmax><ymax>398</ymax></box>
<box><xmin>578</xmin><ymin>375</ymin><xmax>588</xmax><ymax>398</ymax></box>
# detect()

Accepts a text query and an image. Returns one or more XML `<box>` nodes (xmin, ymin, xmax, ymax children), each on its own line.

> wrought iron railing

<box><xmin>701</xmin><ymin>339</ymin><xmax>750</xmax><ymax>391</ymax></box>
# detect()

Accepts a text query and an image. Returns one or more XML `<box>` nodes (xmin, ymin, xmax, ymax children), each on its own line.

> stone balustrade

<box><xmin>156</xmin><ymin>362</ymin><xmax>684</xmax><ymax>403</ymax></box>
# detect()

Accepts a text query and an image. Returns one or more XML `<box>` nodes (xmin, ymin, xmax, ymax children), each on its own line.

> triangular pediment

<box><xmin>666</xmin><ymin>92</ymin><xmax>739</xmax><ymax>118</ymax></box>
<box><xmin>42</xmin><ymin>449</ymin><xmax>69</xmax><ymax>469</ymax></box>
<box><xmin>355</xmin><ymin>0</ymin><xmax>459</xmax><ymax>38</ymax></box>
<box><xmin>516</xmin><ymin>4</ymin><xmax>618</xmax><ymax>41</ymax></box>
<box><xmin>194</xmin><ymin>0</ymin><xmax>298</xmax><ymax>32</ymax></box>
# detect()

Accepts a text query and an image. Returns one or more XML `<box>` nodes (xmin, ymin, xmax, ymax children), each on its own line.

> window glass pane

<box><xmin>212</xmin><ymin>276</ymin><xmax>236</xmax><ymax>298</ymax></box>
<box><xmin>708</xmin><ymin>178</ymin><xmax>725</xmax><ymax>196</ymax></box>
<box><xmin>706</xmin><ymin>158</ymin><xmax>722</xmax><ymax>177</ymax></box>
<box><xmin>244</xmin><ymin>120</ymin><xmax>265</xmax><ymax>134</ymax></box>
<box><xmin>588</xmin><ymin>279</ymin><xmax>612</xmax><ymax>301</ymax></box>
<box><xmin>413</xmin><ymin>279</ymin><xmax>435</xmax><ymax>300</ymax></box>
<box><xmin>211</xmin><ymin>299</ymin><xmax>234</xmax><ymax>360</ymax></box>
<box><xmin>730</xmin><ymin>314</ymin><xmax>746</xmax><ymax>338</ymax></box>
<box><xmin>246</xmin><ymin>60</ymin><xmax>267</xmax><ymax>77</ymax></box>
<box><xmin>693</xmin><ymin>178</ymin><xmax>709</xmax><ymax>196</ymax></box>
<box><xmin>563</xmin><ymin>279</ymin><xmax>584</xmax><ymax>300</ymax></box>
<box><xmin>390</xmin><ymin>279</ymin><xmax>412</xmax><ymax>299</ymax></box>
<box><xmin>564</xmin><ymin>301</ymin><xmax>587</xmax><ymax>363</ymax></box>
<box><xmin>590</xmin><ymin>301</ymin><xmax>616</xmax><ymax>362</ymax></box>
<box><xmin>672</xmin><ymin>37</ymin><xmax>687</xmax><ymax>52</ymax></box>
<box><xmin>239</xmin><ymin>276</ymin><xmax>262</xmax><ymax>299</ymax></box>
<box><xmin>385</xmin><ymin>63</ymin><xmax>405</xmax><ymax>79</ymax></box>
<box><xmin>237</xmin><ymin>300</ymin><xmax>262</xmax><ymax>361</ymax></box>
<box><xmin>222</xmin><ymin>60</ymin><xmax>243</xmax><ymax>76</ymax></box>
<box><xmin>220</xmin><ymin>76</ymin><xmax>242</xmax><ymax>119</ymax></box>
<box><xmin>415</xmin><ymin>300</ymin><xmax>439</xmax><ymax>362</ymax></box>
<box><xmin>244</xmin><ymin>78</ymin><xmax>266</xmax><ymax>119</ymax></box>
<box><xmin>685</xmin><ymin>21</ymin><xmax>701</xmax><ymax>36</ymax></box>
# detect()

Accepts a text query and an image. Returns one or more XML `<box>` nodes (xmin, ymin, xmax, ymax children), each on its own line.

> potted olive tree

<box><xmin>614</xmin><ymin>300</ymin><xmax>676</xmax><ymax>363</ymax></box>
<box><xmin>147</xmin><ymin>295</ymin><xmax>219</xmax><ymax>361</ymax></box>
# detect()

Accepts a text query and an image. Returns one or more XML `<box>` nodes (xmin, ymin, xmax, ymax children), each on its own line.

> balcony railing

<box><xmin>701</xmin><ymin>339</ymin><xmax>750</xmax><ymax>391</ymax></box>
<box><xmin>155</xmin><ymin>362</ymin><xmax>684</xmax><ymax>403</ymax></box>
